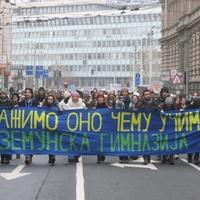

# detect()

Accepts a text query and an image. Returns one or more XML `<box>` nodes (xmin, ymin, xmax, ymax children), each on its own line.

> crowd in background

<box><xmin>0</xmin><ymin>86</ymin><xmax>199</xmax><ymax>166</ymax></box>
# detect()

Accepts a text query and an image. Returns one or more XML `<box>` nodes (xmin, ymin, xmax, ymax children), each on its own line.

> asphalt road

<box><xmin>0</xmin><ymin>155</ymin><xmax>200</xmax><ymax>200</ymax></box>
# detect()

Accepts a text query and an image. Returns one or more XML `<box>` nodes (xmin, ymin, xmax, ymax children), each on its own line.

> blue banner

<box><xmin>0</xmin><ymin>107</ymin><xmax>200</xmax><ymax>155</ymax></box>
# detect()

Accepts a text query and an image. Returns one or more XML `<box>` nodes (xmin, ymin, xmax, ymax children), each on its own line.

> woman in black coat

<box><xmin>95</xmin><ymin>93</ymin><xmax>107</xmax><ymax>164</ymax></box>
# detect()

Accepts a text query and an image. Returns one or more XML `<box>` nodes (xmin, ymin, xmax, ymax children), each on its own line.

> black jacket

<box><xmin>19</xmin><ymin>98</ymin><xmax>39</xmax><ymax>107</ymax></box>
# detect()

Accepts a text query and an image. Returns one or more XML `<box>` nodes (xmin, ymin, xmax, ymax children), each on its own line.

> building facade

<box><xmin>160</xmin><ymin>0</ymin><xmax>200</xmax><ymax>94</ymax></box>
<box><xmin>12</xmin><ymin>0</ymin><xmax>161</xmax><ymax>91</ymax></box>
<box><xmin>0</xmin><ymin>0</ymin><xmax>12</xmax><ymax>90</ymax></box>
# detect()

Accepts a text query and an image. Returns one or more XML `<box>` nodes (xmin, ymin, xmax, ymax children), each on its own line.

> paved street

<box><xmin>0</xmin><ymin>155</ymin><xmax>199</xmax><ymax>200</ymax></box>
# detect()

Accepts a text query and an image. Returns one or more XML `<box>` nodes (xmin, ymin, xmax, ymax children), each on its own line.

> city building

<box><xmin>11</xmin><ymin>0</ymin><xmax>161</xmax><ymax>91</ymax></box>
<box><xmin>0</xmin><ymin>0</ymin><xmax>12</xmax><ymax>90</ymax></box>
<box><xmin>160</xmin><ymin>0</ymin><xmax>200</xmax><ymax>95</ymax></box>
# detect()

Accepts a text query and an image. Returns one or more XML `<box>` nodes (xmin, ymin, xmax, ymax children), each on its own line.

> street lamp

<box><xmin>132</xmin><ymin>47</ymin><xmax>137</xmax><ymax>91</ymax></box>
<box><xmin>147</xmin><ymin>26</ymin><xmax>161</xmax><ymax>85</ymax></box>
<box><xmin>139</xmin><ymin>38</ymin><xmax>146</xmax><ymax>86</ymax></box>
<box><xmin>147</xmin><ymin>30</ymin><xmax>154</xmax><ymax>84</ymax></box>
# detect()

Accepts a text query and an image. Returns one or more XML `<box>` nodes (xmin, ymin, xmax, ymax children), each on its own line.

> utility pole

<box><xmin>140</xmin><ymin>38</ymin><xmax>144</xmax><ymax>86</ymax></box>
<box><xmin>132</xmin><ymin>47</ymin><xmax>137</xmax><ymax>91</ymax></box>
<box><xmin>33</xmin><ymin>48</ymin><xmax>36</xmax><ymax>90</ymax></box>
<box><xmin>147</xmin><ymin>30</ymin><xmax>153</xmax><ymax>85</ymax></box>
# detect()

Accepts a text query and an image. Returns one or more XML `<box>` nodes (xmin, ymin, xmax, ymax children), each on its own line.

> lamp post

<box><xmin>147</xmin><ymin>26</ymin><xmax>161</xmax><ymax>85</ymax></box>
<box><xmin>132</xmin><ymin>47</ymin><xmax>137</xmax><ymax>91</ymax></box>
<box><xmin>147</xmin><ymin>30</ymin><xmax>154</xmax><ymax>84</ymax></box>
<box><xmin>140</xmin><ymin>38</ymin><xmax>145</xmax><ymax>86</ymax></box>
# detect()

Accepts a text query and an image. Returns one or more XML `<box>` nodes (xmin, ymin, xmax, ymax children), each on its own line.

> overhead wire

<box><xmin>0</xmin><ymin>0</ymin><xmax>160</xmax><ymax>27</ymax></box>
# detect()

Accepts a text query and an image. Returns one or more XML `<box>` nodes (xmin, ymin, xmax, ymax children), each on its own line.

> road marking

<box><xmin>0</xmin><ymin>164</ymin><xmax>32</xmax><ymax>181</ymax></box>
<box><xmin>181</xmin><ymin>159</ymin><xmax>200</xmax><ymax>172</ymax></box>
<box><xmin>111</xmin><ymin>163</ymin><xmax>158</xmax><ymax>170</ymax></box>
<box><xmin>76</xmin><ymin>156</ymin><xmax>85</xmax><ymax>200</ymax></box>
<box><xmin>131</xmin><ymin>157</ymin><xmax>160</xmax><ymax>164</ymax></box>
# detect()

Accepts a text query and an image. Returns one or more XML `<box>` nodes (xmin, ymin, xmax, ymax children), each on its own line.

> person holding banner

<box><xmin>43</xmin><ymin>94</ymin><xmax>60</xmax><ymax>166</ymax></box>
<box><xmin>10</xmin><ymin>93</ymin><xmax>21</xmax><ymax>159</ymax></box>
<box><xmin>138</xmin><ymin>89</ymin><xmax>159</xmax><ymax>165</ymax></box>
<box><xmin>162</xmin><ymin>95</ymin><xmax>176</xmax><ymax>165</ymax></box>
<box><xmin>19</xmin><ymin>88</ymin><xmax>39</xmax><ymax>165</ymax></box>
<box><xmin>61</xmin><ymin>91</ymin><xmax>86</xmax><ymax>163</ymax></box>
<box><xmin>118</xmin><ymin>88</ymin><xmax>131</xmax><ymax>163</ymax></box>
<box><xmin>95</xmin><ymin>93</ymin><xmax>108</xmax><ymax>164</ymax></box>
<box><xmin>0</xmin><ymin>91</ymin><xmax>12</xmax><ymax>164</ymax></box>
<box><xmin>186</xmin><ymin>92</ymin><xmax>200</xmax><ymax>165</ymax></box>
<box><xmin>129</xmin><ymin>93</ymin><xmax>140</xmax><ymax>161</ymax></box>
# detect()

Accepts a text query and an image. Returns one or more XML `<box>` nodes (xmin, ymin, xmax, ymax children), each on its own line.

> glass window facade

<box><xmin>12</xmin><ymin>3</ymin><xmax>161</xmax><ymax>90</ymax></box>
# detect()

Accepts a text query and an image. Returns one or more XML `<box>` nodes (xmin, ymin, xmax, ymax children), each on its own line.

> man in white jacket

<box><xmin>59</xmin><ymin>91</ymin><xmax>86</xmax><ymax>163</ymax></box>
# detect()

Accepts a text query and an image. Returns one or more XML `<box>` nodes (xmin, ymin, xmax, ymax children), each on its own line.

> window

<box><xmin>97</xmin><ymin>53</ymin><xmax>101</xmax><ymax>59</ymax></box>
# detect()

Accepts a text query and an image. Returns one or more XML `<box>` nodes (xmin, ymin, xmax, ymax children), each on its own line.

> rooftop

<box><xmin>16</xmin><ymin>0</ymin><xmax>107</xmax><ymax>8</ymax></box>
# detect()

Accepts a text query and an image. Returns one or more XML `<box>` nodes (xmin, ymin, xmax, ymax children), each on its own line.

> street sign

<box><xmin>170</xmin><ymin>69</ymin><xmax>183</xmax><ymax>85</ymax></box>
<box><xmin>25</xmin><ymin>65</ymin><xmax>33</xmax><ymax>75</ymax></box>
<box><xmin>135</xmin><ymin>72</ymin><xmax>141</xmax><ymax>86</ymax></box>
<box><xmin>172</xmin><ymin>74</ymin><xmax>182</xmax><ymax>84</ymax></box>
<box><xmin>43</xmin><ymin>70</ymin><xmax>48</xmax><ymax>78</ymax></box>
<box><xmin>35</xmin><ymin>65</ymin><xmax>43</xmax><ymax>79</ymax></box>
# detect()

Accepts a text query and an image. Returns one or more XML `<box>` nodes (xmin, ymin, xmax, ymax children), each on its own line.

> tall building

<box><xmin>0</xmin><ymin>0</ymin><xmax>12</xmax><ymax>90</ymax></box>
<box><xmin>160</xmin><ymin>0</ymin><xmax>200</xmax><ymax>95</ymax></box>
<box><xmin>11</xmin><ymin>0</ymin><xmax>161</xmax><ymax>91</ymax></box>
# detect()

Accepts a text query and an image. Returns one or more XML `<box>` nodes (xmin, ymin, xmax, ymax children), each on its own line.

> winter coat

<box><xmin>19</xmin><ymin>97</ymin><xmax>39</xmax><ymax>107</ymax></box>
<box><xmin>61</xmin><ymin>98</ymin><xmax>86</xmax><ymax>110</ymax></box>
<box><xmin>42</xmin><ymin>103</ymin><xmax>59</xmax><ymax>112</ymax></box>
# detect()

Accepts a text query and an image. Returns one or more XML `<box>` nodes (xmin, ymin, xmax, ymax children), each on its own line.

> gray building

<box><xmin>160</xmin><ymin>0</ymin><xmax>200</xmax><ymax>95</ymax></box>
<box><xmin>0</xmin><ymin>0</ymin><xmax>12</xmax><ymax>90</ymax></box>
<box><xmin>11</xmin><ymin>0</ymin><xmax>161</xmax><ymax>91</ymax></box>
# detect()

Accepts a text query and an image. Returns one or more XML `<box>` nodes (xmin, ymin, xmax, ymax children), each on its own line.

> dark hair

<box><xmin>43</xmin><ymin>95</ymin><xmax>56</xmax><ymax>106</ymax></box>
<box><xmin>38</xmin><ymin>87</ymin><xmax>45</xmax><ymax>91</ymax></box>
<box><xmin>142</xmin><ymin>89</ymin><xmax>151</xmax><ymax>96</ymax></box>
<box><xmin>11</xmin><ymin>93</ymin><xmax>20</xmax><ymax>101</ymax></box>
<box><xmin>25</xmin><ymin>88</ymin><xmax>33</xmax><ymax>95</ymax></box>
<box><xmin>160</xmin><ymin>87</ymin><xmax>169</xmax><ymax>95</ymax></box>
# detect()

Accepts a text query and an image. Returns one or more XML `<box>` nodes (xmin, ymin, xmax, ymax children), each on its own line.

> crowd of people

<box><xmin>0</xmin><ymin>86</ymin><xmax>199</xmax><ymax>166</ymax></box>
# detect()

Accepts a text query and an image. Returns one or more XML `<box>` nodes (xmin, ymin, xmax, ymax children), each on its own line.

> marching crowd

<box><xmin>0</xmin><ymin>86</ymin><xmax>199</xmax><ymax>166</ymax></box>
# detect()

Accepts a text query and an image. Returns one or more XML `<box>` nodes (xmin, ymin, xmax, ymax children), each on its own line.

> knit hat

<box><xmin>71</xmin><ymin>91</ymin><xmax>80</xmax><ymax>97</ymax></box>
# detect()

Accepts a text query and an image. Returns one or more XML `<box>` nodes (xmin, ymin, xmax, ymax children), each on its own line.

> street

<box><xmin>0</xmin><ymin>155</ymin><xmax>199</xmax><ymax>200</ymax></box>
